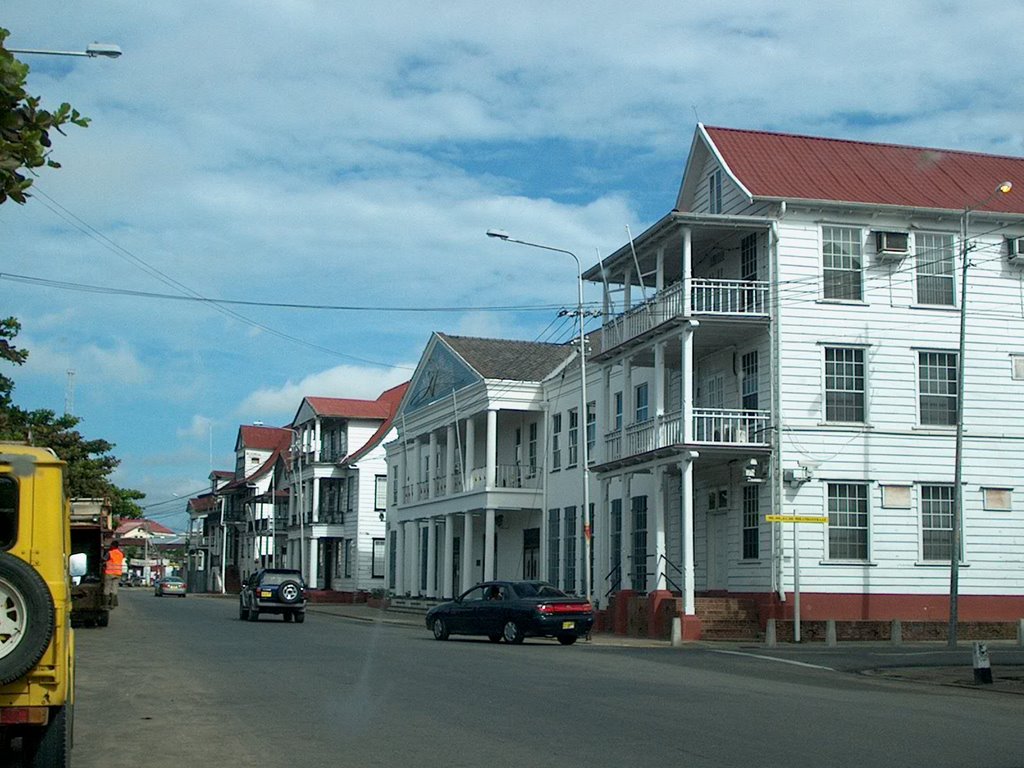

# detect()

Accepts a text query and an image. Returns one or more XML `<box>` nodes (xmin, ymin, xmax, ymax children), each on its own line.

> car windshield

<box><xmin>163</xmin><ymin>577</ymin><xmax>183</xmax><ymax>584</ymax></box>
<box><xmin>260</xmin><ymin>571</ymin><xmax>302</xmax><ymax>586</ymax></box>
<box><xmin>512</xmin><ymin>582</ymin><xmax>567</xmax><ymax>598</ymax></box>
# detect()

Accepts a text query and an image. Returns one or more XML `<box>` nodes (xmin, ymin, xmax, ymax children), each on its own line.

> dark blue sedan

<box><xmin>425</xmin><ymin>580</ymin><xmax>593</xmax><ymax>645</ymax></box>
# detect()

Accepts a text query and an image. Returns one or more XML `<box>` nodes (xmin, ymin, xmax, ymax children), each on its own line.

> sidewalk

<box><xmin>306</xmin><ymin>601</ymin><xmax>1024</xmax><ymax>693</ymax></box>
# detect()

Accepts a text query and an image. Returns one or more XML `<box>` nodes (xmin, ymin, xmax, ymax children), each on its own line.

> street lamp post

<box><xmin>7</xmin><ymin>42</ymin><xmax>122</xmax><ymax>58</ymax></box>
<box><xmin>948</xmin><ymin>181</ymin><xmax>1012</xmax><ymax>648</ymax></box>
<box><xmin>487</xmin><ymin>229</ymin><xmax>593</xmax><ymax>606</ymax></box>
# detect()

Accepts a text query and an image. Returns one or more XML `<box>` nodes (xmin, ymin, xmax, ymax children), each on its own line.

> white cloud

<box><xmin>237</xmin><ymin>364</ymin><xmax>414</xmax><ymax>420</ymax></box>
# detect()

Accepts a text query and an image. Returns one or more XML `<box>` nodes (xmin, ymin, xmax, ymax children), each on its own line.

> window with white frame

<box><xmin>567</xmin><ymin>408</ymin><xmax>579</xmax><ymax>466</ymax></box>
<box><xmin>827</xmin><ymin>483</ymin><xmax>869</xmax><ymax>560</ymax></box>
<box><xmin>921</xmin><ymin>484</ymin><xmax>956</xmax><ymax>561</ymax></box>
<box><xmin>915</xmin><ymin>232</ymin><xmax>955</xmax><ymax>306</ymax></box>
<box><xmin>1012</xmin><ymin>355</ymin><xmax>1024</xmax><ymax>381</ymax></box>
<box><xmin>822</xmin><ymin>225</ymin><xmax>863</xmax><ymax>301</ymax></box>
<box><xmin>709</xmin><ymin>169</ymin><xmax>723</xmax><ymax>214</ymax></box>
<box><xmin>741</xmin><ymin>351</ymin><xmax>759</xmax><ymax>410</ymax></box>
<box><xmin>374</xmin><ymin>475</ymin><xmax>387</xmax><ymax>511</ymax></box>
<box><xmin>551</xmin><ymin>413</ymin><xmax>562</xmax><ymax>470</ymax></box>
<box><xmin>613</xmin><ymin>391</ymin><xmax>623</xmax><ymax>430</ymax></box>
<box><xmin>825</xmin><ymin>347</ymin><xmax>865</xmax><ymax>422</ymax></box>
<box><xmin>371</xmin><ymin>538</ymin><xmax>385</xmax><ymax>578</ymax></box>
<box><xmin>742</xmin><ymin>485</ymin><xmax>759</xmax><ymax>560</ymax></box>
<box><xmin>918</xmin><ymin>351</ymin><xmax>958</xmax><ymax>426</ymax></box>
<box><xmin>586</xmin><ymin>401</ymin><xmax>596</xmax><ymax>458</ymax></box>
<box><xmin>635</xmin><ymin>383</ymin><xmax>649</xmax><ymax>423</ymax></box>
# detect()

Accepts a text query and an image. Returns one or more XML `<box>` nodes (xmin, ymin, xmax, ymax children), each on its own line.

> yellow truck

<box><xmin>0</xmin><ymin>443</ymin><xmax>86</xmax><ymax>766</ymax></box>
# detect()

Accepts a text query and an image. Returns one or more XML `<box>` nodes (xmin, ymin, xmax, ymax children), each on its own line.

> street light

<box><xmin>7</xmin><ymin>42</ymin><xmax>123</xmax><ymax>58</ymax></box>
<box><xmin>948</xmin><ymin>180</ymin><xmax>1012</xmax><ymax>648</ymax></box>
<box><xmin>486</xmin><ymin>229</ymin><xmax>593</xmax><ymax>606</ymax></box>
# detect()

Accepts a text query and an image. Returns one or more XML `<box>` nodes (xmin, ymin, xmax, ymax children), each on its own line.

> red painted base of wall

<box><xmin>754</xmin><ymin>592</ymin><xmax>1024</xmax><ymax>623</ymax></box>
<box><xmin>306</xmin><ymin>589</ymin><xmax>368</xmax><ymax>604</ymax></box>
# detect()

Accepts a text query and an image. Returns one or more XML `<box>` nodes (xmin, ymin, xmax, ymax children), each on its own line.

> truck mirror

<box><xmin>69</xmin><ymin>552</ymin><xmax>88</xmax><ymax>578</ymax></box>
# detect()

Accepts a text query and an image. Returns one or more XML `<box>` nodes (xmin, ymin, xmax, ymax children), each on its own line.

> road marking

<box><xmin>710</xmin><ymin>649</ymin><xmax>836</xmax><ymax>671</ymax></box>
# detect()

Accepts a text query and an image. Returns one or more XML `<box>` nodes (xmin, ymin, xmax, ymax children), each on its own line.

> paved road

<box><xmin>70</xmin><ymin>590</ymin><xmax>1023</xmax><ymax>768</ymax></box>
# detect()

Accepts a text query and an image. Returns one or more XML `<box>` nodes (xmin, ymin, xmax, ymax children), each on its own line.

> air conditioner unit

<box><xmin>875</xmin><ymin>231</ymin><xmax>910</xmax><ymax>258</ymax></box>
<box><xmin>1007</xmin><ymin>236</ymin><xmax>1024</xmax><ymax>263</ymax></box>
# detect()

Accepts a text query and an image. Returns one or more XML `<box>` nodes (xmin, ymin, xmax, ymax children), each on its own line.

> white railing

<box><xmin>693</xmin><ymin>409</ymin><xmax>771</xmax><ymax>445</ymax></box>
<box><xmin>602</xmin><ymin>408</ymin><xmax>770</xmax><ymax>461</ymax></box>
<box><xmin>600</xmin><ymin>279</ymin><xmax>769</xmax><ymax>352</ymax></box>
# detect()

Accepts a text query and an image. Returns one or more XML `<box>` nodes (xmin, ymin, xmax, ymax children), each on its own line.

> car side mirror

<box><xmin>69</xmin><ymin>552</ymin><xmax>88</xmax><ymax>578</ymax></box>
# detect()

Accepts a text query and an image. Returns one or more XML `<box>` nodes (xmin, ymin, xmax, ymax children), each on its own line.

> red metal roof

<box><xmin>704</xmin><ymin>126</ymin><xmax>1024</xmax><ymax>214</ymax></box>
<box><xmin>237</xmin><ymin>425</ymin><xmax>291</xmax><ymax>451</ymax></box>
<box><xmin>343</xmin><ymin>381</ymin><xmax>410</xmax><ymax>464</ymax></box>
<box><xmin>305</xmin><ymin>396</ymin><xmax>392</xmax><ymax>420</ymax></box>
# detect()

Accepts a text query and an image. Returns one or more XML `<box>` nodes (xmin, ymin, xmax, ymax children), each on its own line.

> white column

<box><xmin>426</xmin><ymin>517</ymin><xmax>438</xmax><ymax>597</ymax></box>
<box><xmin>681</xmin><ymin>459</ymin><xmax>696</xmax><ymax>615</ymax></box>
<box><xmin>654</xmin><ymin>341</ymin><xmax>666</xmax><ymax>448</ymax></box>
<box><xmin>394</xmin><ymin>523</ymin><xmax>405</xmax><ymax>595</ymax></box>
<box><xmin>442</xmin><ymin>514</ymin><xmax>454</xmax><ymax>598</ymax></box>
<box><xmin>414</xmin><ymin>440</ymin><xmax>423</xmax><ymax>500</ymax></box>
<box><xmin>428</xmin><ymin>431</ymin><xmax>437</xmax><ymax>499</ymax></box>
<box><xmin>484</xmin><ymin>508</ymin><xmax>496</xmax><ymax>581</ymax></box>
<box><xmin>445</xmin><ymin>424</ymin><xmax>455</xmax><ymax>496</ymax></box>
<box><xmin>308</xmin><ymin>537</ymin><xmax>319</xmax><ymax>589</ymax></box>
<box><xmin>398</xmin><ymin>442</ymin><xmax>408</xmax><ymax>505</ymax></box>
<box><xmin>465</xmin><ymin>418</ymin><xmax>476</xmax><ymax>490</ymax></box>
<box><xmin>621</xmin><ymin>474</ymin><xmax>632</xmax><ymax>590</ymax></box>
<box><xmin>623</xmin><ymin>358</ymin><xmax>633</xmax><ymax>436</ymax></box>
<box><xmin>656</xmin><ymin>245</ymin><xmax>665</xmax><ymax>293</ymax></box>
<box><xmin>654</xmin><ymin>465</ymin><xmax>667</xmax><ymax>591</ymax></box>
<box><xmin>683</xmin><ymin>326</ymin><xmax>695</xmax><ymax>443</ymax></box>
<box><xmin>462</xmin><ymin>512</ymin><xmax>474</xmax><ymax>592</ymax></box>
<box><xmin>558</xmin><ymin>505</ymin><xmax>566</xmax><ymax>591</ymax></box>
<box><xmin>311</xmin><ymin>475</ymin><xmax>320</xmax><ymax>524</ymax></box>
<box><xmin>485</xmin><ymin>409</ymin><xmax>497</xmax><ymax>490</ymax></box>
<box><xmin>681</xmin><ymin>226</ymin><xmax>692</xmax><ymax>316</ymax></box>
<box><xmin>407</xmin><ymin>521</ymin><xmax>420</xmax><ymax>596</ymax></box>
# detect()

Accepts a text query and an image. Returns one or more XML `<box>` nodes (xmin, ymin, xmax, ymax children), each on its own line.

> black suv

<box><xmin>239</xmin><ymin>568</ymin><xmax>307</xmax><ymax>623</ymax></box>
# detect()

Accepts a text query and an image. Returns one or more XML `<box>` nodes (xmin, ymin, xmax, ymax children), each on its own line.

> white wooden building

<box><xmin>386</xmin><ymin>124</ymin><xmax>1024</xmax><ymax>638</ymax></box>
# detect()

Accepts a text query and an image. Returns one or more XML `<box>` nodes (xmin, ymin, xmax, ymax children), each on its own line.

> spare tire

<box><xmin>277</xmin><ymin>580</ymin><xmax>301</xmax><ymax>604</ymax></box>
<box><xmin>0</xmin><ymin>551</ymin><xmax>56</xmax><ymax>686</ymax></box>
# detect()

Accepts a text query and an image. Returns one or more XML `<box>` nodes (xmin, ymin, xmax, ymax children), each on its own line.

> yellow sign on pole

<box><xmin>765</xmin><ymin>514</ymin><xmax>828</xmax><ymax>524</ymax></box>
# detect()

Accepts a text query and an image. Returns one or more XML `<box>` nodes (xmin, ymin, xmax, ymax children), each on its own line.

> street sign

<box><xmin>765</xmin><ymin>514</ymin><xmax>828</xmax><ymax>524</ymax></box>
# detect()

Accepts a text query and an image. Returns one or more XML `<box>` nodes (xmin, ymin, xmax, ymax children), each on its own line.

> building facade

<box><xmin>386</xmin><ymin>124</ymin><xmax>1024</xmax><ymax>637</ymax></box>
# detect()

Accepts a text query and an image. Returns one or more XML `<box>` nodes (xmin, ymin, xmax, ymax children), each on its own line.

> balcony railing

<box><xmin>600</xmin><ymin>408</ymin><xmax>771</xmax><ymax>463</ymax></box>
<box><xmin>600</xmin><ymin>279</ymin><xmax>769</xmax><ymax>352</ymax></box>
<box><xmin>398</xmin><ymin>464</ymin><xmax>543</xmax><ymax>505</ymax></box>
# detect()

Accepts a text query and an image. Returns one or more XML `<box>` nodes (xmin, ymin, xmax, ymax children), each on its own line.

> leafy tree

<box><xmin>0</xmin><ymin>26</ymin><xmax>89</xmax><ymax>204</ymax></box>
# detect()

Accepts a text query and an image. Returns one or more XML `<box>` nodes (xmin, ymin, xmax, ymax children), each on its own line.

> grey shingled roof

<box><xmin>438</xmin><ymin>333</ymin><xmax>573</xmax><ymax>382</ymax></box>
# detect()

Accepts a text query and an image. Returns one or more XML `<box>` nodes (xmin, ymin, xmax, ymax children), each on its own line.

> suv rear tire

<box><xmin>0</xmin><ymin>552</ymin><xmax>56</xmax><ymax>686</ymax></box>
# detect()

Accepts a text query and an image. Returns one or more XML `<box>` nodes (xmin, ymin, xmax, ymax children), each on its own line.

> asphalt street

<box><xmin>67</xmin><ymin>590</ymin><xmax>1024</xmax><ymax>768</ymax></box>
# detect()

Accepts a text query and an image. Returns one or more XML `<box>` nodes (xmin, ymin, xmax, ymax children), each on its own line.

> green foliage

<box><xmin>0</xmin><ymin>315</ymin><xmax>146</xmax><ymax>513</ymax></box>
<box><xmin>0</xmin><ymin>27</ymin><xmax>89</xmax><ymax>204</ymax></box>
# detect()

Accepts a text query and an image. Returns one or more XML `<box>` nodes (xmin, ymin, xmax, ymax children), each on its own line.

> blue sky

<box><xmin>3</xmin><ymin>1</ymin><xmax>1023</xmax><ymax>530</ymax></box>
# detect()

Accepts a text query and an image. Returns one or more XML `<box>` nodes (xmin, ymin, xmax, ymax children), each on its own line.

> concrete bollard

<box><xmin>671</xmin><ymin>616</ymin><xmax>682</xmax><ymax>647</ymax></box>
<box><xmin>890</xmin><ymin>619</ymin><xmax>902</xmax><ymax>645</ymax></box>
<box><xmin>825</xmin><ymin>619</ymin><xmax>837</xmax><ymax>647</ymax></box>
<box><xmin>973</xmin><ymin>641</ymin><xmax>993</xmax><ymax>685</ymax></box>
<box><xmin>765</xmin><ymin>618</ymin><xmax>776</xmax><ymax>647</ymax></box>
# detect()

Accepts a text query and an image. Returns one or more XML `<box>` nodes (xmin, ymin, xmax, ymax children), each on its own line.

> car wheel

<box><xmin>487</xmin><ymin>634</ymin><xmax>502</xmax><ymax>643</ymax></box>
<box><xmin>278</xmin><ymin>580</ymin><xmax>301</xmax><ymax>604</ymax></box>
<box><xmin>238</xmin><ymin>602</ymin><xmax>248</xmax><ymax>621</ymax></box>
<box><xmin>502</xmin><ymin>620</ymin><xmax>524</xmax><ymax>644</ymax></box>
<box><xmin>96</xmin><ymin>612</ymin><xmax>109</xmax><ymax>628</ymax></box>
<box><xmin>283</xmin><ymin>611</ymin><xmax>293</xmax><ymax>622</ymax></box>
<box><xmin>247</xmin><ymin>608</ymin><xmax>259</xmax><ymax>622</ymax></box>
<box><xmin>557</xmin><ymin>634</ymin><xmax>577</xmax><ymax>646</ymax></box>
<box><xmin>431</xmin><ymin>617</ymin><xmax>449</xmax><ymax>641</ymax></box>
<box><xmin>27</xmin><ymin>702</ymin><xmax>70</xmax><ymax>767</ymax></box>
<box><xmin>294</xmin><ymin>611</ymin><xmax>305</xmax><ymax>624</ymax></box>
<box><xmin>0</xmin><ymin>551</ymin><xmax>56</xmax><ymax>686</ymax></box>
